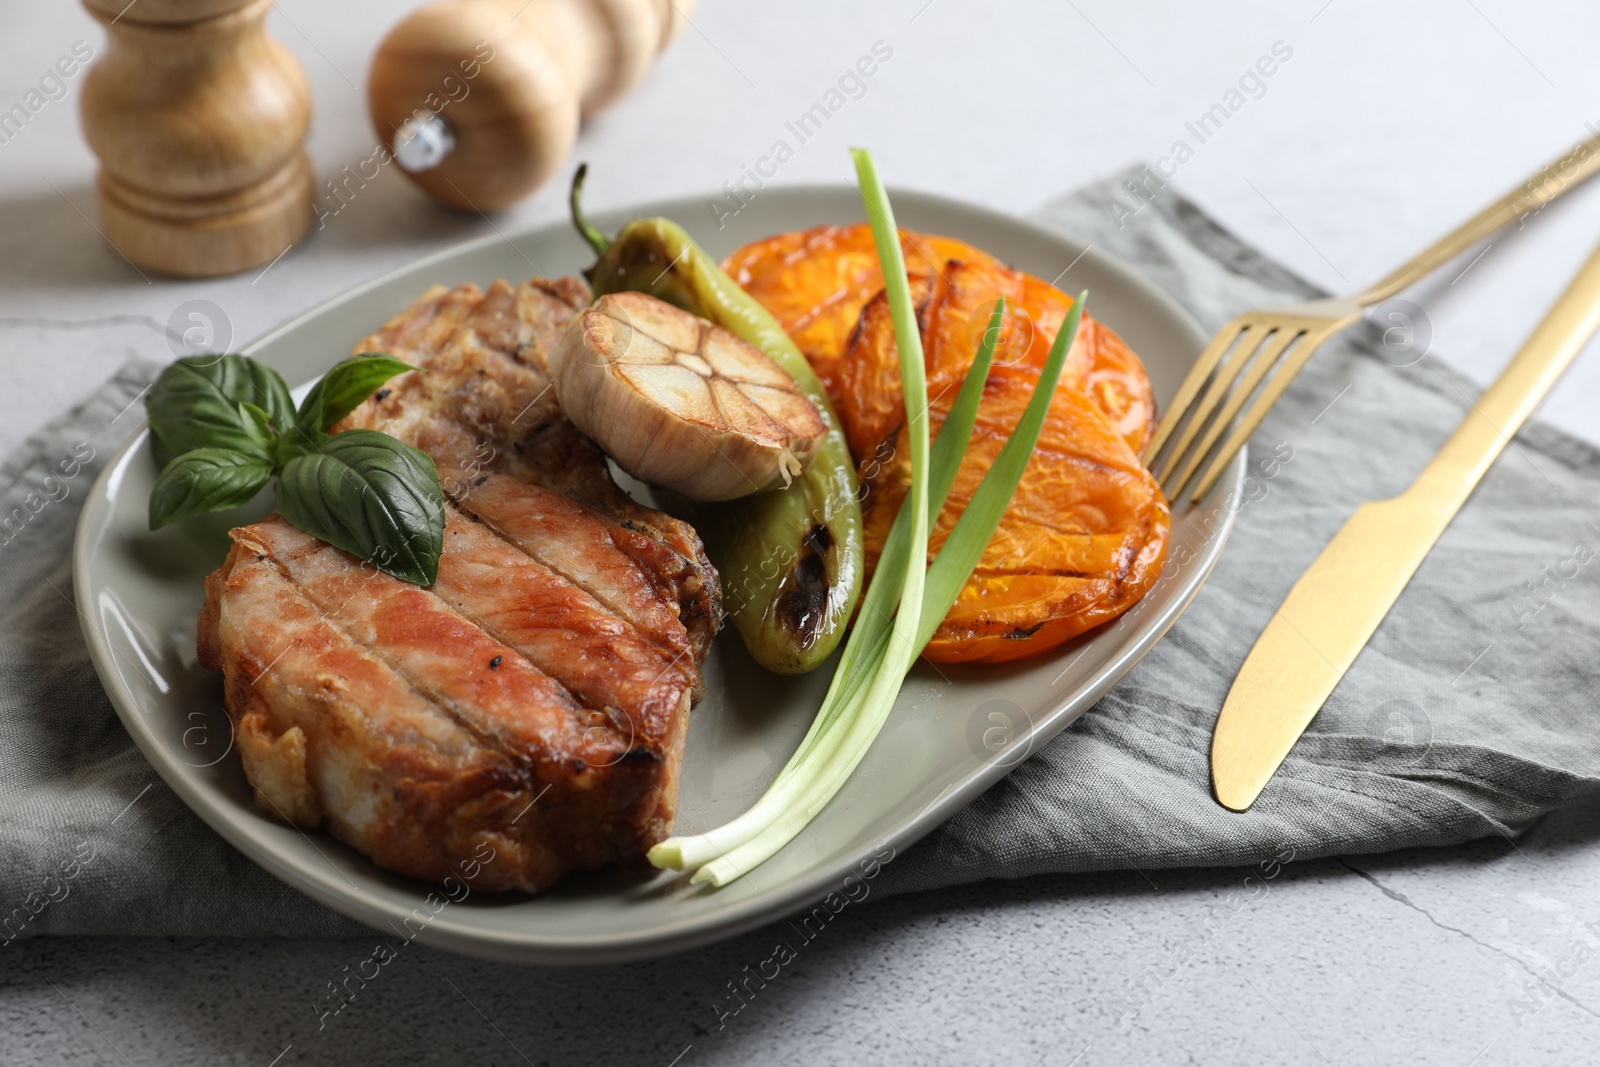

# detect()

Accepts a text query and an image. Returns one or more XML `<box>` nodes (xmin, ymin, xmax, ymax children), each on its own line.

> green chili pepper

<box><xmin>569</xmin><ymin>165</ymin><xmax>864</xmax><ymax>675</ymax></box>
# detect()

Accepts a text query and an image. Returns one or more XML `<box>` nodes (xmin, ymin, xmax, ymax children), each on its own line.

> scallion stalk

<box><xmin>693</xmin><ymin>291</ymin><xmax>1087</xmax><ymax>888</ymax></box>
<box><xmin>647</xmin><ymin>300</ymin><xmax>1003</xmax><ymax>873</ymax></box>
<box><xmin>653</xmin><ymin>148</ymin><xmax>932</xmax><ymax>875</ymax></box>
<box><xmin>649</xmin><ymin>147</ymin><xmax>1089</xmax><ymax>886</ymax></box>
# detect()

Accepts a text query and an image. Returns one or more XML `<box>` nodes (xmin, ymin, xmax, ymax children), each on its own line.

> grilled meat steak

<box><xmin>196</xmin><ymin>277</ymin><xmax>721</xmax><ymax>892</ymax></box>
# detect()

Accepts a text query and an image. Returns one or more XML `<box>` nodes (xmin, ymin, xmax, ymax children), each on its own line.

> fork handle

<box><xmin>1356</xmin><ymin>130</ymin><xmax>1600</xmax><ymax>306</ymax></box>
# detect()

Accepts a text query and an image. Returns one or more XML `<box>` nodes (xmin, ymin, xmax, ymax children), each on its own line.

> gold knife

<box><xmin>1211</xmin><ymin>235</ymin><xmax>1600</xmax><ymax>812</ymax></box>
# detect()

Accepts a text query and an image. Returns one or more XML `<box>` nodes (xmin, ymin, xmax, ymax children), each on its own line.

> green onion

<box><xmin>649</xmin><ymin>296</ymin><xmax>1005</xmax><ymax>874</ymax></box>
<box><xmin>694</xmin><ymin>290</ymin><xmax>1087</xmax><ymax>888</ymax></box>
<box><xmin>647</xmin><ymin>147</ymin><xmax>1088</xmax><ymax>886</ymax></box>
<box><xmin>649</xmin><ymin>147</ymin><xmax>934</xmax><ymax>874</ymax></box>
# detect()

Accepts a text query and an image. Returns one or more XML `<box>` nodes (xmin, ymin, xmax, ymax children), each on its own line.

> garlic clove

<box><xmin>611</xmin><ymin>329</ymin><xmax>675</xmax><ymax>365</ymax></box>
<box><xmin>707</xmin><ymin>376</ymin><xmax>786</xmax><ymax>442</ymax></box>
<box><xmin>700</xmin><ymin>330</ymin><xmax>792</xmax><ymax>387</ymax></box>
<box><xmin>615</xmin><ymin>360</ymin><xmax>715</xmax><ymax>416</ymax></box>
<box><xmin>551</xmin><ymin>291</ymin><xmax>827</xmax><ymax>501</ymax></box>
<box><xmin>741</xmin><ymin>382</ymin><xmax>828</xmax><ymax>436</ymax></box>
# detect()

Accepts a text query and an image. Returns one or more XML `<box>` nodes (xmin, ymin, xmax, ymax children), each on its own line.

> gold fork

<box><xmin>1146</xmin><ymin>130</ymin><xmax>1600</xmax><ymax>504</ymax></box>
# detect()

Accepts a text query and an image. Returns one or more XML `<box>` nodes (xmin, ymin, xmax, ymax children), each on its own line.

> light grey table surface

<box><xmin>5</xmin><ymin>1</ymin><xmax>1600</xmax><ymax>1064</ymax></box>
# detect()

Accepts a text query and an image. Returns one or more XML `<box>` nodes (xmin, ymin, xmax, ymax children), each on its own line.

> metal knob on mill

<box><xmin>368</xmin><ymin>0</ymin><xmax>693</xmax><ymax>212</ymax></box>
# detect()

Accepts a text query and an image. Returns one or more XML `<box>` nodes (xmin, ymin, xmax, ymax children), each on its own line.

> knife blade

<box><xmin>1211</xmin><ymin>236</ymin><xmax>1600</xmax><ymax>812</ymax></box>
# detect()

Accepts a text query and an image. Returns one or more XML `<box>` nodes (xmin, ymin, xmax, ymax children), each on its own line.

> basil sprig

<box><xmin>146</xmin><ymin>353</ymin><xmax>445</xmax><ymax>585</ymax></box>
<box><xmin>145</xmin><ymin>354</ymin><xmax>295</xmax><ymax>465</ymax></box>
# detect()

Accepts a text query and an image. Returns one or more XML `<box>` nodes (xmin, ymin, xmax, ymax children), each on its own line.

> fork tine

<box><xmin>1166</xmin><ymin>326</ymin><xmax>1305</xmax><ymax>499</ymax></box>
<box><xmin>1154</xmin><ymin>324</ymin><xmax>1269</xmax><ymax>485</ymax></box>
<box><xmin>1143</xmin><ymin>317</ymin><xmax>1252</xmax><ymax>465</ymax></box>
<box><xmin>1185</xmin><ymin>325</ymin><xmax>1340</xmax><ymax>503</ymax></box>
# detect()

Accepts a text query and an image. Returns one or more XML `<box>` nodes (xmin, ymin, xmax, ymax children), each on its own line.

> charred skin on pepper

<box><xmin>568</xmin><ymin>165</ymin><xmax>865</xmax><ymax>674</ymax></box>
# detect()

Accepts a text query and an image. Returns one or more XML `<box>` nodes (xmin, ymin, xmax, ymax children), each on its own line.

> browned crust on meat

<box><xmin>338</xmin><ymin>277</ymin><xmax>721</xmax><ymax>663</ymax></box>
<box><xmin>198</xmin><ymin>276</ymin><xmax>722</xmax><ymax>892</ymax></box>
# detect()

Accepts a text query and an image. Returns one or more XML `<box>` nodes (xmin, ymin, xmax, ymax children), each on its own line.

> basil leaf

<box><xmin>273</xmin><ymin>423</ymin><xmax>326</xmax><ymax>468</ymax></box>
<box><xmin>238</xmin><ymin>402</ymin><xmax>276</xmax><ymax>456</ymax></box>
<box><xmin>151</xmin><ymin>434</ymin><xmax>176</xmax><ymax>471</ymax></box>
<box><xmin>275</xmin><ymin>430</ymin><xmax>445</xmax><ymax>585</ymax></box>
<box><xmin>296</xmin><ymin>353</ymin><xmax>417</xmax><ymax>433</ymax></box>
<box><xmin>146</xmin><ymin>355</ymin><xmax>295</xmax><ymax>460</ymax></box>
<box><xmin>148</xmin><ymin>448</ymin><xmax>273</xmax><ymax>530</ymax></box>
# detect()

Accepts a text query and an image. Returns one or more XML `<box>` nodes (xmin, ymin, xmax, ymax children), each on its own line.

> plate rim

<box><xmin>73</xmin><ymin>184</ymin><xmax>1245</xmax><ymax>964</ymax></box>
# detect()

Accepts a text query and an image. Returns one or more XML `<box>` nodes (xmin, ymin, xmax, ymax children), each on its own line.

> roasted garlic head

<box><xmin>551</xmin><ymin>292</ymin><xmax>826</xmax><ymax>501</ymax></box>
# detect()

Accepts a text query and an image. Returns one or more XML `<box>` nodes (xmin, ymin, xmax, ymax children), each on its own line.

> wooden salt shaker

<box><xmin>368</xmin><ymin>0</ymin><xmax>692</xmax><ymax>212</ymax></box>
<box><xmin>79</xmin><ymin>0</ymin><xmax>313</xmax><ymax>278</ymax></box>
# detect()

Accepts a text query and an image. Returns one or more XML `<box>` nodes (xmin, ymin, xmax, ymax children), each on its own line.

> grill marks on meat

<box><xmin>198</xmin><ymin>276</ymin><xmax>719</xmax><ymax>892</ymax></box>
<box><xmin>244</xmin><ymin>521</ymin><xmax>602</xmax><ymax>761</ymax></box>
<box><xmin>454</xmin><ymin>474</ymin><xmax>700</xmax><ymax>685</ymax></box>
<box><xmin>343</xmin><ymin>279</ymin><xmax>719</xmax><ymax>660</ymax></box>
<box><xmin>203</xmin><ymin>540</ymin><xmax>562</xmax><ymax>886</ymax></box>
<box><xmin>432</xmin><ymin>505</ymin><xmax>696</xmax><ymax>738</ymax></box>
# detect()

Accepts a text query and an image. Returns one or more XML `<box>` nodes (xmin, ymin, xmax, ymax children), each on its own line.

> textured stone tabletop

<box><xmin>5</xmin><ymin>1</ymin><xmax>1600</xmax><ymax>1063</ymax></box>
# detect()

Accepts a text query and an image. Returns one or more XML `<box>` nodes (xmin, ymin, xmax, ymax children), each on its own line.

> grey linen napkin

<box><xmin>878</xmin><ymin>170</ymin><xmax>1600</xmax><ymax>897</ymax></box>
<box><xmin>6</xmin><ymin>170</ymin><xmax>1599</xmax><ymax>939</ymax></box>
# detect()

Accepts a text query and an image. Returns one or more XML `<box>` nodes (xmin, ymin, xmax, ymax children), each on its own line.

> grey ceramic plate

<box><xmin>74</xmin><ymin>186</ymin><xmax>1242</xmax><ymax>964</ymax></box>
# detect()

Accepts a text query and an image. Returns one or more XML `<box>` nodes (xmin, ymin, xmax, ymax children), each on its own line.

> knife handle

<box><xmin>1406</xmin><ymin>235</ymin><xmax>1600</xmax><ymax>515</ymax></box>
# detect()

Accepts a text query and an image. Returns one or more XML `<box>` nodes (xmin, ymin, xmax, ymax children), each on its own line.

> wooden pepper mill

<box><xmin>79</xmin><ymin>0</ymin><xmax>313</xmax><ymax>278</ymax></box>
<box><xmin>368</xmin><ymin>0</ymin><xmax>692</xmax><ymax>212</ymax></box>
